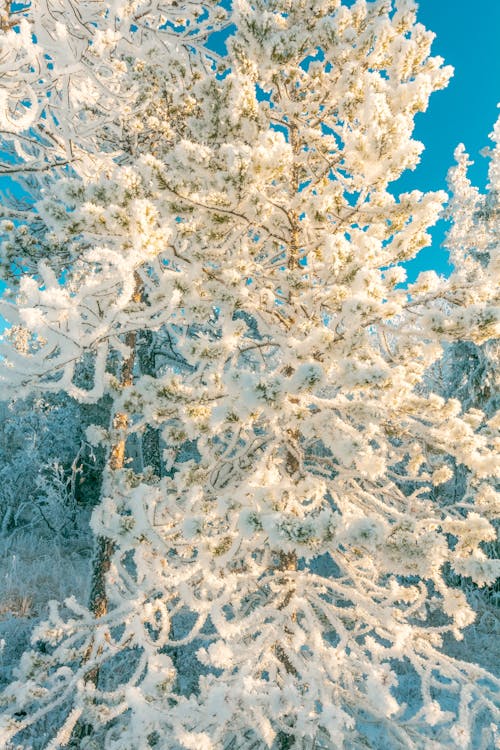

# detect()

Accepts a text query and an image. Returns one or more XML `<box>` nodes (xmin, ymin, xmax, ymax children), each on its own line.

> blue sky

<box><xmin>399</xmin><ymin>0</ymin><xmax>500</xmax><ymax>280</ymax></box>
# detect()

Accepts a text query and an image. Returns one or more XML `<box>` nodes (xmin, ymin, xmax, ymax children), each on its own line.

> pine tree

<box><xmin>435</xmin><ymin>116</ymin><xmax>500</xmax><ymax>589</ymax></box>
<box><xmin>0</xmin><ymin>2</ymin><xmax>499</xmax><ymax>749</ymax></box>
<box><xmin>443</xmin><ymin>113</ymin><xmax>499</xmax><ymax>420</ymax></box>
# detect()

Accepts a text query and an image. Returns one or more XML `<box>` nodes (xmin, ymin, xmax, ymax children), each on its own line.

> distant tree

<box><xmin>433</xmin><ymin>120</ymin><xmax>500</xmax><ymax>586</ymax></box>
<box><xmin>0</xmin><ymin>391</ymin><xmax>108</xmax><ymax>637</ymax></box>
<box><xmin>0</xmin><ymin>392</ymin><xmax>105</xmax><ymax>536</ymax></box>
<box><xmin>0</xmin><ymin>2</ymin><xmax>499</xmax><ymax>749</ymax></box>
<box><xmin>443</xmin><ymin>116</ymin><xmax>499</xmax><ymax>415</ymax></box>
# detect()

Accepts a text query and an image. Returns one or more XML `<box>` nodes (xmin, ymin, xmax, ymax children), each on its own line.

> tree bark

<box><xmin>70</xmin><ymin>276</ymin><xmax>142</xmax><ymax>744</ymax></box>
<box><xmin>275</xmin><ymin>435</ymin><xmax>300</xmax><ymax>750</ymax></box>
<box><xmin>275</xmin><ymin>123</ymin><xmax>302</xmax><ymax>749</ymax></box>
<box><xmin>136</xmin><ymin>329</ymin><xmax>162</xmax><ymax>476</ymax></box>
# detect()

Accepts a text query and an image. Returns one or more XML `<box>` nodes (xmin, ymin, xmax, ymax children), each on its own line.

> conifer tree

<box><xmin>0</xmin><ymin>2</ymin><xmax>499</xmax><ymax>749</ymax></box>
<box><xmin>443</xmin><ymin>113</ymin><xmax>499</xmax><ymax>421</ymax></box>
<box><xmin>436</xmin><ymin>115</ymin><xmax>500</xmax><ymax>582</ymax></box>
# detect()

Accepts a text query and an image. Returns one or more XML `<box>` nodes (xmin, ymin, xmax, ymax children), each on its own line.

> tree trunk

<box><xmin>275</xmin><ymin>124</ymin><xmax>302</xmax><ymax>750</ymax></box>
<box><xmin>274</xmin><ymin>436</ymin><xmax>300</xmax><ymax>750</ymax></box>
<box><xmin>136</xmin><ymin>329</ymin><xmax>162</xmax><ymax>477</ymax></box>
<box><xmin>70</xmin><ymin>276</ymin><xmax>142</xmax><ymax>744</ymax></box>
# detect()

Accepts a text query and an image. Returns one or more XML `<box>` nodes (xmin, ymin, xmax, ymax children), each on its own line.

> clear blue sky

<box><xmin>399</xmin><ymin>0</ymin><xmax>500</xmax><ymax>280</ymax></box>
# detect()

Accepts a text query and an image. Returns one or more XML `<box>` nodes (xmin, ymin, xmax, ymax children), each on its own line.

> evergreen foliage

<box><xmin>0</xmin><ymin>2</ymin><xmax>498</xmax><ymax>748</ymax></box>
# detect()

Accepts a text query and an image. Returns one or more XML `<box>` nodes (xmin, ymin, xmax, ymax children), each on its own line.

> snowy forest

<box><xmin>0</xmin><ymin>1</ymin><xmax>498</xmax><ymax>748</ymax></box>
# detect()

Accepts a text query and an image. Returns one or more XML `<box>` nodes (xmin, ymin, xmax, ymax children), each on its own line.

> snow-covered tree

<box><xmin>0</xmin><ymin>2</ymin><xmax>499</xmax><ymax>749</ymax></box>
<box><xmin>443</xmin><ymin>111</ymin><xmax>499</xmax><ymax>419</ymax></box>
<box><xmin>433</xmin><ymin>116</ymin><xmax>500</xmax><ymax>587</ymax></box>
<box><xmin>0</xmin><ymin>392</ymin><xmax>106</xmax><ymax>694</ymax></box>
